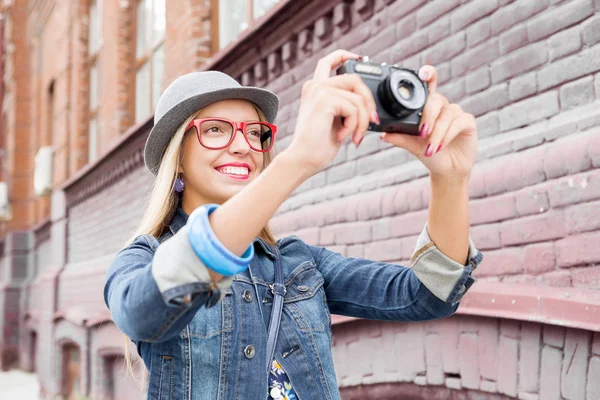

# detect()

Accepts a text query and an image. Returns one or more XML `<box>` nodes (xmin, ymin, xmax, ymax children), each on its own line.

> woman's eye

<box><xmin>205</xmin><ymin>126</ymin><xmax>222</xmax><ymax>133</ymax></box>
<box><xmin>247</xmin><ymin>129</ymin><xmax>260</xmax><ymax>137</ymax></box>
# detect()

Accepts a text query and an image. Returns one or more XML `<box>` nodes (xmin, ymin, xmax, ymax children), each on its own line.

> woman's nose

<box><xmin>227</xmin><ymin>128</ymin><xmax>251</xmax><ymax>154</ymax></box>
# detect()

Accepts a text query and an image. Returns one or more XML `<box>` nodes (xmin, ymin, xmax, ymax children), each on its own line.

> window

<box><xmin>218</xmin><ymin>0</ymin><xmax>280</xmax><ymax>49</ymax></box>
<box><xmin>88</xmin><ymin>0</ymin><xmax>102</xmax><ymax>162</ymax></box>
<box><xmin>62</xmin><ymin>344</ymin><xmax>81</xmax><ymax>399</ymax></box>
<box><xmin>135</xmin><ymin>0</ymin><xmax>165</xmax><ymax>123</ymax></box>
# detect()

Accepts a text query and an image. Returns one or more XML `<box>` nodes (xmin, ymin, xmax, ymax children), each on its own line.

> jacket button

<box><xmin>244</xmin><ymin>345</ymin><xmax>255</xmax><ymax>359</ymax></box>
<box><xmin>243</xmin><ymin>289</ymin><xmax>253</xmax><ymax>303</ymax></box>
<box><xmin>297</xmin><ymin>285</ymin><xmax>309</xmax><ymax>292</ymax></box>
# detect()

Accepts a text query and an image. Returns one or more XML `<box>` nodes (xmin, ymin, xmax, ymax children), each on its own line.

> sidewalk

<box><xmin>0</xmin><ymin>370</ymin><xmax>40</xmax><ymax>399</ymax></box>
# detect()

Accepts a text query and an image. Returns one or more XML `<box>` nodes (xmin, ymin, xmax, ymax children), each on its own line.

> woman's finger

<box><xmin>328</xmin><ymin>93</ymin><xmax>360</xmax><ymax>143</ymax></box>
<box><xmin>313</xmin><ymin>50</ymin><xmax>362</xmax><ymax>81</ymax></box>
<box><xmin>324</xmin><ymin>74</ymin><xmax>378</xmax><ymax>122</ymax></box>
<box><xmin>425</xmin><ymin>103</ymin><xmax>462</xmax><ymax>157</ymax></box>
<box><xmin>419</xmin><ymin>92</ymin><xmax>448</xmax><ymax>139</ymax></box>
<box><xmin>380</xmin><ymin>132</ymin><xmax>423</xmax><ymax>156</ymax></box>
<box><xmin>418</xmin><ymin>65</ymin><xmax>438</xmax><ymax>93</ymax></box>
<box><xmin>439</xmin><ymin>113</ymin><xmax>477</xmax><ymax>150</ymax></box>
<box><xmin>327</xmin><ymin>87</ymin><xmax>370</xmax><ymax>145</ymax></box>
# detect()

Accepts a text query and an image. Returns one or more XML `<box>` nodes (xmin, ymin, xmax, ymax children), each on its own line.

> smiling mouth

<box><xmin>215</xmin><ymin>166</ymin><xmax>250</xmax><ymax>179</ymax></box>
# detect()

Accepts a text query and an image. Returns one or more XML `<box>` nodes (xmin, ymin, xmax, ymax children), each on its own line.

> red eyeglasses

<box><xmin>186</xmin><ymin>118</ymin><xmax>277</xmax><ymax>152</ymax></box>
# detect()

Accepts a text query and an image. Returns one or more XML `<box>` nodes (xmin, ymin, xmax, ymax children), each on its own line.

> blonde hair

<box><xmin>123</xmin><ymin>104</ymin><xmax>277</xmax><ymax>387</ymax></box>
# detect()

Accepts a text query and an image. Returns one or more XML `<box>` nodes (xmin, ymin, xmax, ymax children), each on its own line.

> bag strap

<box><xmin>265</xmin><ymin>244</ymin><xmax>285</xmax><ymax>373</ymax></box>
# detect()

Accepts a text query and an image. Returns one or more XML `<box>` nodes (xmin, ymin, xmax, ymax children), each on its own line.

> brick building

<box><xmin>0</xmin><ymin>0</ymin><xmax>599</xmax><ymax>398</ymax></box>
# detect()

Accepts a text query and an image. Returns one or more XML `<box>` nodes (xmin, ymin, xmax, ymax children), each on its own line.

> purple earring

<box><xmin>174</xmin><ymin>177</ymin><xmax>185</xmax><ymax>193</ymax></box>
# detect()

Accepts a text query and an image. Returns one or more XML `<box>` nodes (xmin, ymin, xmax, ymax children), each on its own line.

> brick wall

<box><xmin>67</xmin><ymin>165</ymin><xmax>153</xmax><ymax>264</ymax></box>
<box><xmin>229</xmin><ymin>0</ymin><xmax>600</xmax><ymax>294</ymax></box>
<box><xmin>2</xmin><ymin>0</ymin><xmax>217</xmax><ymax>232</ymax></box>
<box><xmin>334</xmin><ymin>316</ymin><xmax>600</xmax><ymax>400</ymax></box>
<box><xmin>3</xmin><ymin>0</ymin><xmax>33</xmax><ymax>229</ymax></box>
<box><xmin>163</xmin><ymin>0</ymin><xmax>213</xmax><ymax>88</ymax></box>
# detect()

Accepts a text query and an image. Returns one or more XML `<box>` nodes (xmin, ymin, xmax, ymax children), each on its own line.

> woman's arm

<box><xmin>428</xmin><ymin>174</ymin><xmax>470</xmax><ymax>265</ymax></box>
<box><xmin>104</xmin><ymin>234</ymin><xmax>213</xmax><ymax>342</ymax></box>
<box><xmin>380</xmin><ymin>65</ymin><xmax>478</xmax><ymax>271</ymax></box>
<box><xmin>304</xmin><ymin>234</ymin><xmax>482</xmax><ymax>322</ymax></box>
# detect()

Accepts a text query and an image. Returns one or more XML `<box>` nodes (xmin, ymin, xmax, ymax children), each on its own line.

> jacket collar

<box><xmin>167</xmin><ymin>205</ymin><xmax>276</xmax><ymax>259</ymax></box>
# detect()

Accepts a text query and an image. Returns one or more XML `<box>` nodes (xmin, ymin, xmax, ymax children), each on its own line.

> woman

<box><xmin>104</xmin><ymin>50</ymin><xmax>483</xmax><ymax>400</ymax></box>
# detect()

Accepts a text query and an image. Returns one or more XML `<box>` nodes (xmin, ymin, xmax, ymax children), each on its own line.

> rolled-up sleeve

<box><xmin>104</xmin><ymin>215</ymin><xmax>245</xmax><ymax>342</ymax></box>
<box><xmin>410</xmin><ymin>224</ymin><xmax>483</xmax><ymax>306</ymax></box>
<box><xmin>152</xmin><ymin>225</ymin><xmax>234</xmax><ymax>307</ymax></box>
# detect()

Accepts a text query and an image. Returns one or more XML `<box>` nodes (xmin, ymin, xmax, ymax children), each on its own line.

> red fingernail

<box><xmin>420</xmin><ymin>123</ymin><xmax>429</xmax><ymax>138</ymax></box>
<box><xmin>425</xmin><ymin>144</ymin><xmax>433</xmax><ymax>157</ymax></box>
<box><xmin>371</xmin><ymin>111</ymin><xmax>381</xmax><ymax>125</ymax></box>
<box><xmin>436</xmin><ymin>144</ymin><xmax>442</xmax><ymax>153</ymax></box>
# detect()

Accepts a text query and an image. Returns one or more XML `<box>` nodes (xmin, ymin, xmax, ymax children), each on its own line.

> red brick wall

<box><xmin>3</xmin><ymin>0</ymin><xmax>33</xmax><ymax>229</ymax></box>
<box><xmin>163</xmin><ymin>0</ymin><xmax>213</xmax><ymax>88</ymax></box>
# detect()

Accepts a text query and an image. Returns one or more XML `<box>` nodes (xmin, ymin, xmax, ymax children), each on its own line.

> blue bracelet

<box><xmin>187</xmin><ymin>204</ymin><xmax>254</xmax><ymax>276</ymax></box>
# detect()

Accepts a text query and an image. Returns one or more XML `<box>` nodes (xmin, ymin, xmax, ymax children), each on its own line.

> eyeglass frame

<box><xmin>185</xmin><ymin>117</ymin><xmax>277</xmax><ymax>152</ymax></box>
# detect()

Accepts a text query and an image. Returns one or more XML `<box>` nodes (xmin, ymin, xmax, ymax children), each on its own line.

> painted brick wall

<box><xmin>67</xmin><ymin>165</ymin><xmax>154</xmax><ymax>264</ymax></box>
<box><xmin>334</xmin><ymin>316</ymin><xmax>600</xmax><ymax>400</ymax></box>
<box><xmin>258</xmin><ymin>0</ymin><xmax>600</xmax><ymax>293</ymax></box>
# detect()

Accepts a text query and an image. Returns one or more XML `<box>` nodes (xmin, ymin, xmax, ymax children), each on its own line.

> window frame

<box><xmin>214</xmin><ymin>0</ymin><xmax>280</xmax><ymax>50</ymax></box>
<box><xmin>134</xmin><ymin>0</ymin><xmax>165</xmax><ymax>124</ymax></box>
<box><xmin>87</xmin><ymin>0</ymin><xmax>102</xmax><ymax>163</ymax></box>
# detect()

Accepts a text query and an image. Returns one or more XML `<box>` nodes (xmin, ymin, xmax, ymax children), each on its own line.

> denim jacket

<box><xmin>104</xmin><ymin>206</ymin><xmax>483</xmax><ymax>400</ymax></box>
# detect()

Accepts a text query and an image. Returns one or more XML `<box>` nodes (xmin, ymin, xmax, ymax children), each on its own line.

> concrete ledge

<box><xmin>332</xmin><ymin>282</ymin><xmax>600</xmax><ymax>331</ymax></box>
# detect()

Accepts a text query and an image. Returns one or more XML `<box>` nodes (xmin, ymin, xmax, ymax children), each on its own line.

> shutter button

<box><xmin>243</xmin><ymin>289</ymin><xmax>253</xmax><ymax>303</ymax></box>
<box><xmin>244</xmin><ymin>345</ymin><xmax>255</xmax><ymax>359</ymax></box>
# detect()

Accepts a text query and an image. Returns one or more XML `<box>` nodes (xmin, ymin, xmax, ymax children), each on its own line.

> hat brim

<box><xmin>144</xmin><ymin>86</ymin><xmax>279</xmax><ymax>175</ymax></box>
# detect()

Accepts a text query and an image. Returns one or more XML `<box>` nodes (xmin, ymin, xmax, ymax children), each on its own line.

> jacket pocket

<box><xmin>283</xmin><ymin>262</ymin><xmax>330</xmax><ymax>331</ymax></box>
<box><xmin>158</xmin><ymin>355</ymin><xmax>174</xmax><ymax>400</ymax></box>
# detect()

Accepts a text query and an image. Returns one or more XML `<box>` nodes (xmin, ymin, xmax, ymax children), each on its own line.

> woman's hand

<box><xmin>284</xmin><ymin>50</ymin><xmax>378</xmax><ymax>175</ymax></box>
<box><xmin>381</xmin><ymin>65</ymin><xmax>478</xmax><ymax>180</ymax></box>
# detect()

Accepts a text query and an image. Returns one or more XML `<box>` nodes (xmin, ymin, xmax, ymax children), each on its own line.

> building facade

<box><xmin>0</xmin><ymin>0</ymin><xmax>599</xmax><ymax>398</ymax></box>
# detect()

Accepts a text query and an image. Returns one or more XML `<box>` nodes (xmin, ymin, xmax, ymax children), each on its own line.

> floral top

<box><xmin>268</xmin><ymin>359</ymin><xmax>298</xmax><ymax>399</ymax></box>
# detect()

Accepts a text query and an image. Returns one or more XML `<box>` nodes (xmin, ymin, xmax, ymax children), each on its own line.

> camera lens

<box><xmin>397</xmin><ymin>80</ymin><xmax>413</xmax><ymax>100</ymax></box>
<box><xmin>379</xmin><ymin>69</ymin><xmax>427</xmax><ymax>118</ymax></box>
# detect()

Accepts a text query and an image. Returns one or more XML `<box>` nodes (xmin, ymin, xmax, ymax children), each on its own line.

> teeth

<box><xmin>218</xmin><ymin>166</ymin><xmax>249</xmax><ymax>176</ymax></box>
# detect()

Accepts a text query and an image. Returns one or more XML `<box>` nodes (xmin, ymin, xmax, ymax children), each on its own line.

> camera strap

<box><xmin>249</xmin><ymin>243</ymin><xmax>286</xmax><ymax>374</ymax></box>
<box><xmin>265</xmin><ymin>244</ymin><xmax>285</xmax><ymax>373</ymax></box>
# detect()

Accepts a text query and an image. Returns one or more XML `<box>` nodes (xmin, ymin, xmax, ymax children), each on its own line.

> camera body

<box><xmin>336</xmin><ymin>58</ymin><xmax>428</xmax><ymax>135</ymax></box>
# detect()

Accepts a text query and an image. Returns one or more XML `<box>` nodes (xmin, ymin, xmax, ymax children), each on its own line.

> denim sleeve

<box><xmin>307</xmin><ymin>227</ymin><xmax>482</xmax><ymax>322</ymax></box>
<box><xmin>151</xmin><ymin>224</ymin><xmax>234</xmax><ymax>306</ymax></box>
<box><xmin>103</xmin><ymin>232</ymin><xmax>230</xmax><ymax>343</ymax></box>
<box><xmin>410</xmin><ymin>223</ymin><xmax>483</xmax><ymax>305</ymax></box>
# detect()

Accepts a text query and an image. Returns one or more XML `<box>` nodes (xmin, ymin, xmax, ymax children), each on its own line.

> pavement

<box><xmin>0</xmin><ymin>370</ymin><xmax>40</xmax><ymax>399</ymax></box>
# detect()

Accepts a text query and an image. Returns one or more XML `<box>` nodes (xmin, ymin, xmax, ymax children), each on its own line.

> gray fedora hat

<box><xmin>143</xmin><ymin>71</ymin><xmax>279</xmax><ymax>175</ymax></box>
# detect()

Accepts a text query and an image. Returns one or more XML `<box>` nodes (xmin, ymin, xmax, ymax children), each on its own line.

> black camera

<box><xmin>336</xmin><ymin>57</ymin><xmax>428</xmax><ymax>135</ymax></box>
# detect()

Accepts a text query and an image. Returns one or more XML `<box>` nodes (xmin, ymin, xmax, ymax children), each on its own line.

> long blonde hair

<box><xmin>123</xmin><ymin>104</ymin><xmax>277</xmax><ymax>386</ymax></box>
